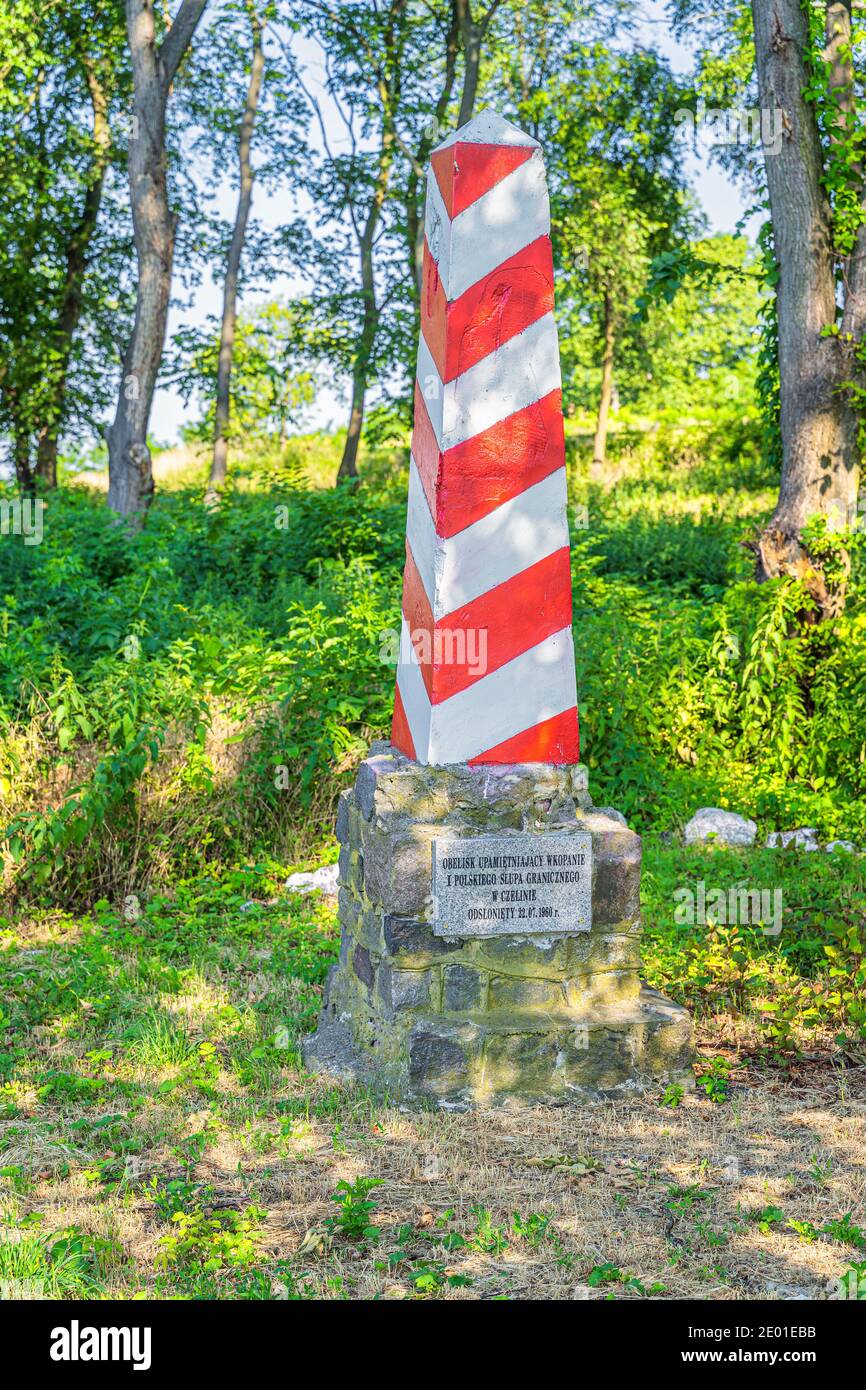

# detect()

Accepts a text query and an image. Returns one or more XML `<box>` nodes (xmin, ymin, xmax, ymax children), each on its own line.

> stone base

<box><xmin>303</xmin><ymin>743</ymin><xmax>694</xmax><ymax>1108</ymax></box>
<box><xmin>305</xmin><ymin>985</ymin><xmax>692</xmax><ymax>1109</ymax></box>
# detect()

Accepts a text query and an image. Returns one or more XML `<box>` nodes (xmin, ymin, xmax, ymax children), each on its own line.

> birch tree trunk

<box><xmin>106</xmin><ymin>0</ymin><xmax>207</xmax><ymax>521</ymax></box>
<box><xmin>337</xmin><ymin>131</ymin><xmax>394</xmax><ymax>482</ymax></box>
<box><xmin>592</xmin><ymin>292</ymin><xmax>616</xmax><ymax>468</ymax></box>
<box><xmin>208</xmin><ymin>4</ymin><xmax>264</xmax><ymax>495</ymax></box>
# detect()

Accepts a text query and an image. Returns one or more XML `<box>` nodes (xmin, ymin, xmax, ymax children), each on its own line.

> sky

<box><xmin>149</xmin><ymin>0</ymin><xmax>750</xmax><ymax>445</ymax></box>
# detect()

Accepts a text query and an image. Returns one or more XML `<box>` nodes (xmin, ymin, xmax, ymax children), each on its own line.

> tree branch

<box><xmin>159</xmin><ymin>0</ymin><xmax>208</xmax><ymax>89</ymax></box>
<box><xmin>479</xmin><ymin>0</ymin><xmax>502</xmax><ymax>36</ymax></box>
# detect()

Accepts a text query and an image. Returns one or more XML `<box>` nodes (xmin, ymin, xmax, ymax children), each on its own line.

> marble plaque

<box><xmin>432</xmin><ymin>831</ymin><xmax>592</xmax><ymax>938</ymax></box>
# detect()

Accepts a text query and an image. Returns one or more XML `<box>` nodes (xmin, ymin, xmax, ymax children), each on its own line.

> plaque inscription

<box><xmin>432</xmin><ymin>832</ymin><xmax>592</xmax><ymax>938</ymax></box>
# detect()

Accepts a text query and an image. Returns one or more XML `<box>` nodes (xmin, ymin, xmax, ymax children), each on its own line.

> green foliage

<box><xmin>171</xmin><ymin>301</ymin><xmax>317</xmax><ymax>443</ymax></box>
<box><xmin>374</xmin><ymin>1214</ymin><xmax>476</xmax><ymax>1296</ymax></box>
<box><xmin>570</xmin><ymin>427</ymin><xmax>866</xmax><ymax>839</ymax></box>
<box><xmin>749</xmin><ymin>1205</ymin><xmax>785</xmax><ymax>1235</ymax></box>
<box><xmin>803</xmin><ymin>0</ymin><xmax>866</xmax><ymax>259</ymax></box>
<box><xmin>538</xmin><ymin>39</ymin><xmax>695</xmax><ymax>417</ymax></box>
<box><xmin>629</xmin><ymin>236</ymin><xmax>763</xmax><ymax>419</ymax></box>
<box><xmin>838</xmin><ymin>1262</ymin><xmax>866</xmax><ymax>1299</ymax></box>
<box><xmin>468</xmin><ymin>1205</ymin><xmax>509</xmax><ymax>1256</ymax></box>
<box><xmin>148</xmin><ymin>1177</ymin><xmax>215</xmax><ymax>1220</ymax></box>
<box><xmin>510</xmin><ymin>1211</ymin><xmax>555</xmax><ymax>1248</ymax></box>
<box><xmin>695</xmin><ymin>1057</ymin><xmax>731</xmax><ymax>1103</ymax></box>
<box><xmin>0</xmin><ymin>1220</ymin><xmax>123</xmax><ymax>1298</ymax></box>
<box><xmin>324</xmin><ymin>1177</ymin><xmax>383</xmax><ymax>1244</ymax></box>
<box><xmin>0</xmin><ymin>1</ymin><xmax>132</xmax><ymax>482</ymax></box>
<box><xmin>587</xmin><ymin>1262</ymin><xmax>663</xmax><ymax>1296</ymax></box>
<box><xmin>155</xmin><ymin>1204</ymin><xmax>267</xmax><ymax>1272</ymax></box>
<box><xmin>0</xmin><ymin>473</ymin><xmax>403</xmax><ymax>896</ymax></box>
<box><xmin>3</xmin><ymin>414</ymin><xmax>866</xmax><ymax>919</ymax></box>
<box><xmin>821</xmin><ymin>1213</ymin><xmax>866</xmax><ymax>1250</ymax></box>
<box><xmin>641</xmin><ymin>839</ymin><xmax>866</xmax><ymax>1045</ymax></box>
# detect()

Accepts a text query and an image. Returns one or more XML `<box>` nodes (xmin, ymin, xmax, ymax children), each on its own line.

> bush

<box><xmin>2</xmin><ymin>417</ymin><xmax>865</xmax><ymax>905</ymax></box>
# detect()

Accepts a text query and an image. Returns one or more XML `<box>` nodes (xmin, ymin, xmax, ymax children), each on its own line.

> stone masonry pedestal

<box><xmin>303</xmin><ymin>744</ymin><xmax>694</xmax><ymax>1108</ymax></box>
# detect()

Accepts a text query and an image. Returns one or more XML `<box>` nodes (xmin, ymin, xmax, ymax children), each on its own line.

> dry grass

<box><xmin>2</xmin><ymin>877</ymin><xmax>864</xmax><ymax>1302</ymax></box>
<box><xmin>3</xmin><ymin>1038</ymin><xmax>864</xmax><ymax>1301</ymax></box>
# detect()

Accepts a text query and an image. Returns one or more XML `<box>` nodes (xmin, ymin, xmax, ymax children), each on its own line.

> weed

<box><xmin>749</xmin><ymin>1205</ymin><xmax>785</xmax><ymax>1235</ymax></box>
<box><xmin>155</xmin><ymin>1205</ymin><xmax>266</xmax><ymax>1273</ymax></box>
<box><xmin>468</xmin><ymin>1206</ymin><xmax>509</xmax><ymax>1256</ymax></box>
<box><xmin>324</xmin><ymin>1177</ymin><xmax>382</xmax><ymax>1244</ymax></box>
<box><xmin>696</xmin><ymin>1058</ymin><xmax>731</xmax><ymax>1103</ymax></box>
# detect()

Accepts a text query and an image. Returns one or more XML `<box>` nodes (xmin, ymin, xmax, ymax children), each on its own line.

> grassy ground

<box><xmin>2</xmin><ymin>846</ymin><xmax>864</xmax><ymax>1301</ymax></box>
<box><xmin>2</xmin><ymin>417</ymin><xmax>865</xmax><ymax>1298</ymax></box>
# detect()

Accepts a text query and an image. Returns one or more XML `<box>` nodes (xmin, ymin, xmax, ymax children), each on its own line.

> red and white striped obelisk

<box><xmin>391</xmin><ymin>112</ymin><xmax>580</xmax><ymax>766</ymax></box>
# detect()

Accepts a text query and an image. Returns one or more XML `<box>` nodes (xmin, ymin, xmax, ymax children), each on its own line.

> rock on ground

<box><xmin>684</xmin><ymin>808</ymin><xmax>757</xmax><ymax>847</ymax></box>
<box><xmin>285</xmin><ymin>863</ymin><xmax>340</xmax><ymax>894</ymax></box>
<box><xmin>766</xmin><ymin>829</ymin><xmax>820</xmax><ymax>851</ymax></box>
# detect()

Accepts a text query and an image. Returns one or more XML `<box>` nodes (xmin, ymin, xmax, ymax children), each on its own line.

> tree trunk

<box><xmin>592</xmin><ymin>292</ymin><xmax>616</xmax><ymax>467</ymax></box>
<box><xmin>339</xmin><ymin>378</ymin><xmax>366</xmax><ymax>483</ymax></box>
<box><xmin>455</xmin><ymin>0</ymin><xmax>500</xmax><ymax>127</ymax></box>
<box><xmin>107</xmin><ymin>0</ymin><xmax>207</xmax><ymax>521</ymax></box>
<box><xmin>13</xmin><ymin>423</ymin><xmax>33</xmax><ymax>496</ymax></box>
<box><xmin>457</xmin><ymin>1</ymin><xmax>481</xmax><ymax>126</ymax></box>
<box><xmin>833</xmin><ymin>2</ymin><xmax>866</xmax><ymax>367</ymax></box>
<box><xmin>35</xmin><ymin>59</ymin><xmax>112</xmax><ymax>491</ymax></box>
<box><xmin>35</xmin><ymin>428</ymin><xmax>58</xmax><ymax>490</ymax></box>
<box><xmin>406</xmin><ymin>0</ymin><xmax>459</xmax><ymax>300</ymax></box>
<box><xmin>337</xmin><ymin>219</ymin><xmax>380</xmax><ymax>482</ymax></box>
<box><xmin>208</xmin><ymin>5</ymin><xmax>264</xmax><ymax>495</ymax></box>
<box><xmin>751</xmin><ymin>0</ymin><xmax>861</xmax><ymax>618</ymax></box>
<box><xmin>336</xmin><ymin>85</ymin><xmax>398</xmax><ymax>483</ymax></box>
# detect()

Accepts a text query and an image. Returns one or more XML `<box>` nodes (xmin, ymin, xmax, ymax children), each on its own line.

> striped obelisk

<box><xmin>392</xmin><ymin>112</ymin><xmax>580</xmax><ymax>766</ymax></box>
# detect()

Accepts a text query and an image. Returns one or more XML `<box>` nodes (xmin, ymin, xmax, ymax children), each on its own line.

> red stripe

<box><xmin>422</xmin><ymin>234</ymin><xmax>554</xmax><ymax>383</ymax></box>
<box><xmin>438</xmin><ymin>389</ymin><xmax>565</xmax><ymax>537</ymax></box>
<box><xmin>468</xmin><ymin>706</ymin><xmax>580</xmax><ymax>765</ymax></box>
<box><xmin>435</xmin><ymin>549</ymin><xmax>573</xmax><ymax>702</ymax></box>
<box><xmin>391</xmin><ymin>682</ymin><xmax>416</xmax><ymax>760</ymax></box>
<box><xmin>409</xmin><ymin>383</ymin><xmax>440</xmax><ymax>521</ymax></box>
<box><xmin>420</xmin><ymin>242</ymin><xmax>448</xmax><ymax>380</ymax></box>
<box><xmin>401</xmin><ymin>545</ymin><xmax>573</xmax><ymax>705</ymax></box>
<box><xmin>430</xmin><ymin>141</ymin><xmax>535</xmax><ymax>220</ymax></box>
<box><xmin>411</xmin><ymin>387</ymin><xmax>565</xmax><ymax>539</ymax></box>
<box><xmin>400</xmin><ymin>542</ymin><xmax>435</xmax><ymax>701</ymax></box>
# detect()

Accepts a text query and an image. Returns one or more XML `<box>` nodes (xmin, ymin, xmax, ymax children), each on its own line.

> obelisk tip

<box><xmin>434</xmin><ymin>110</ymin><xmax>540</xmax><ymax>153</ymax></box>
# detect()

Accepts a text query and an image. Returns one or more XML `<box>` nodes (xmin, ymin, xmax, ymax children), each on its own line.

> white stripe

<box><xmin>416</xmin><ymin>312</ymin><xmax>561</xmax><ymax>454</ymax></box>
<box><xmin>405</xmin><ymin>456</ymin><xmax>438</xmax><ymax>606</ymax></box>
<box><xmin>424</xmin><ymin>171</ymin><xmax>451</xmax><ymax>304</ymax></box>
<box><xmin>424</xmin><ymin>152</ymin><xmax>550</xmax><ymax>302</ymax></box>
<box><xmin>395</xmin><ymin>617</ymin><xmax>432</xmax><ymax>758</ymax></box>
<box><xmin>406</xmin><ymin>460</ymin><xmax>569</xmax><ymax>620</ymax></box>
<box><xmin>445</xmin><ymin>312</ymin><xmax>560</xmax><ymax>449</ymax></box>
<box><xmin>415</xmin><ymin>330</ymin><xmax>443</xmax><ymax>444</ymax></box>
<box><xmin>397</xmin><ymin>626</ymin><xmax>577</xmax><ymax>765</ymax></box>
